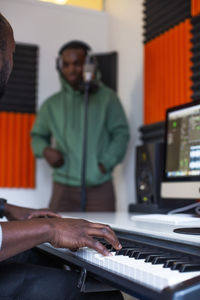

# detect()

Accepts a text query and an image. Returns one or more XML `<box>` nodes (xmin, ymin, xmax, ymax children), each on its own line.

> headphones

<box><xmin>56</xmin><ymin>40</ymin><xmax>91</xmax><ymax>72</ymax></box>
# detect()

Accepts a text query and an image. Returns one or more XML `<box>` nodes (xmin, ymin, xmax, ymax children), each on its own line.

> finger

<box><xmin>83</xmin><ymin>237</ymin><xmax>111</xmax><ymax>256</ymax></box>
<box><xmin>89</xmin><ymin>222</ymin><xmax>121</xmax><ymax>242</ymax></box>
<box><xmin>88</xmin><ymin>227</ymin><xmax>121</xmax><ymax>250</ymax></box>
<box><xmin>27</xmin><ymin>215</ymin><xmax>36</xmax><ymax>220</ymax></box>
<box><xmin>40</xmin><ymin>211</ymin><xmax>61</xmax><ymax>218</ymax></box>
<box><xmin>27</xmin><ymin>212</ymin><xmax>45</xmax><ymax>219</ymax></box>
<box><xmin>89</xmin><ymin>222</ymin><xmax>113</xmax><ymax>230</ymax></box>
<box><xmin>91</xmin><ymin>223</ymin><xmax>118</xmax><ymax>240</ymax></box>
<box><xmin>38</xmin><ymin>209</ymin><xmax>61</xmax><ymax>217</ymax></box>
<box><xmin>27</xmin><ymin>211</ymin><xmax>61</xmax><ymax>219</ymax></box>
<box><xmin>28</xmin><ymin>213</ymin><xmax>46</xmax><ymax>219</ymax></box>
<box><xmin>88</xmin><ymin>223</ymin><xmax>122</xmax><ymax>248</ymax></box>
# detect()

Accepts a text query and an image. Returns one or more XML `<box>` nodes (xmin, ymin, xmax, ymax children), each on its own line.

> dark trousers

<box><xmin>50</xmin><ymin>180</ymin><xmax>116</xmax><ymax>212</ymax></box>
<box><xmin>0</xmin><ymin>249</ymin><xmax>123</xmax><ymax>300</ymax></box>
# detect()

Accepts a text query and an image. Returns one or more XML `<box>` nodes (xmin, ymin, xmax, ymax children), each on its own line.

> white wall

<box><xmin>0</xmin><ymin>0</ymin><xmax>143</xmax><ymax>211</ymax></box>
<box><xmin>105</xmin><ymin>0</ymin><xmax>143</xmax><ymax>211</ymax></box>
<box><xmin>0</xmin><ymin>0</ymin><xmax>109</xmax><ymax>208</ymax></box>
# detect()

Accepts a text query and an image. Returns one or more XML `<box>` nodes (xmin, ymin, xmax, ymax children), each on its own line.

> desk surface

<box><xmin>61</xmin><ymin>212</ymin><xmax>200</xmax><ymax>247</ymax></box>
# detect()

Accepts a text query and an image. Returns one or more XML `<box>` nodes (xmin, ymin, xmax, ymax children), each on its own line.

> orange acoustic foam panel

<box><xmin>191</xmin><ymin>0</ymin><xmax>200</xmax><ymax>16</ymax></box>
<box><xmin>144</xmin><ymin>19</ymin><xmax>192</xmax><ymax>125</ymax></box>
<box><xmin>0</xmin><ymin>112</ymin><xmax>35</xmax><ymax>188</ymax></box>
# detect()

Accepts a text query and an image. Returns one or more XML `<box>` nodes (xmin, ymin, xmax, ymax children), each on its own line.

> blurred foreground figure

<box><xmin>0</xmin><ymin>13</ymin><xmax>124</xmax><ymax>300</ymax></box>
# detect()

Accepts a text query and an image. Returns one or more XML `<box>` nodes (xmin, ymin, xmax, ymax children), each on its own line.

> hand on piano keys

<box><xmin>48</xmin><ymin>218</ymin><xmax>122</xmax><ymax>256</ymax></box>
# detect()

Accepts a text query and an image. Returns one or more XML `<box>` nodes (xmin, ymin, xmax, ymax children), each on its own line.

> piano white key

<box><xmin>125</xmin><ymin>258</ymin><xmax>166</xmax><ymax>290</ymax></box>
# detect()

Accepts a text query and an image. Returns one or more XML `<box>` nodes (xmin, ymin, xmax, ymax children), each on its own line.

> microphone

<box><xmin>83</xmin><ymin>51</ymin><xmax>95</xmax><ymax>83</ymax></box>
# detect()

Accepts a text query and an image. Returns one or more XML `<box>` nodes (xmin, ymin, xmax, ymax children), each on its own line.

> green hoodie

<box><xmin>31</xmin><ymin>77</ymin><xmax>130</xmax><ymax>186</ymax></box>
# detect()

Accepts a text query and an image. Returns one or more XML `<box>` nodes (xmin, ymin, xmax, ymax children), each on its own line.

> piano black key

<box><xmin>126</xmin><ymin>249</ymin><xmax>141</xmax><ymax>257</ymax></box>
<box><xmin>116</xmin><ymin>247</ymin><xmax>146</xmax><ymax>256</ymax></box>
<box><xmin>109</xmin><ymin>246</ymin><xmax>115</xmax><ymax>252</ymax></box>
<box><xmin>120</xmin><ymin>240</ymin><xmax>141</xmax><ymax>248</ymax></box>
<box><xmin>145</xmin><ymin>253</ymin><xmax>168</xmax><ymax>263</ymax></box>
<box><xmin>124</xmin><ymin>247</ymin><xmax>143</xmax><ymax>256</ymax></box>
<box><xmin>135</xmin><ymin>251</ymin><xmax>162</xmax><ymax>260</ymax></box>
<box><xmin>179</xmin><ymin>263</ymin><xmax>200</xmax><ymax>272</ymax></box>
<box><xmin>171</xmin><ymin>261</ymin><xmax>192</xmax><ymax>270</ymax></box>
<box><xmin>125</xmin><ymin>248</ymin><xmax>133</xmax><ymax>257</ymax></box>
<box><xmin>116</xmin><ymin>248</ymin><xmax>134</xmax><ymax>256</ymax></box>
<box><xmin>105</xmin><ymin>244</ymin><xmax>113</xmax><ymax>250</ymax></box>
<box><xmin>164</xmin><ymin>258</ymin><xmax>190</xmax><ymax>268</ymax></box>
<box><xmin>130</xmin><ymin>248</ymin><xmax>153</xmax><ymax>258</ymax></box>
<box><xmin>152</xmin><ymin>256</ymin><xmax>181</xmax><ymax>265</ymax></box>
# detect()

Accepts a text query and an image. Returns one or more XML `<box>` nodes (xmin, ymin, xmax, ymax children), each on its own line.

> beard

<box><xmin>0</xmin><ymin>60</ymin><xmax>10</xmax><ymax>99</ymax></box>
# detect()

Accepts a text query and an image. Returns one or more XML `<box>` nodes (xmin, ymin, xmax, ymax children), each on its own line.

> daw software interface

<box><xmin>166</xmin><ymin>102</ymin><xmax>200</xmax><ymax>178</ymax></box>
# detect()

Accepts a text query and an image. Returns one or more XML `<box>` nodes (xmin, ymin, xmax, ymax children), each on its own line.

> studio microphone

<box><xmin>83</xmin><ymin>51</ymin><xmax>95</xmax><ymax>83</ymax></box>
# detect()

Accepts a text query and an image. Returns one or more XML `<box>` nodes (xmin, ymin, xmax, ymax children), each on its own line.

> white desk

<box><xmin>60</xmin><ymin>212</ymin><xmax>200</xmax><ymax>247</ymax></box>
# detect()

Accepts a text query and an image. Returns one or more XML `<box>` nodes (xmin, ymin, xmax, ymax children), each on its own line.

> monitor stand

<box><xmin>173</xmin><ymin>227</ymin><xmax>200</xmax><ymax>235</ymax></box>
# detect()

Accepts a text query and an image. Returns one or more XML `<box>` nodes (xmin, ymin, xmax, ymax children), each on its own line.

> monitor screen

<box><xmin>161</xmin><ymin>100</ymin><xmax>200</xmax><ymax>199</ymax></box>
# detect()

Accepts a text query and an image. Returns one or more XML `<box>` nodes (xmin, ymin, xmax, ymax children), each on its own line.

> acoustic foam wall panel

<box><xmin>143</xmin><ymin>0</ymin><xmax>191</xmax><ymax>43</ymax></box>
<box><xmin>0</xmin><ymin>112</ymin><xmax>35</xmax><ymax>188</ymax></box>
<box><xmin>191</xmin><ymin>0</ymin><xmax>200</xmax><ymax>16</ymax></box>
<box><xmin>95</xmin><ymin>52</ymin><xmax>118</xmax><ymax>92</ymax></box>
<box><xmin>144</xmin><ymin>19</ymin><xmax>192</xmax><ymax>125</ymax></box>
<box><xmin>0</xmin><ymin>43</ymin><xmax>38</xmax><ymax>188</ymax></box>
<box><xmin>1</xmin><ymin>44</ymin><xmax>38</xmax><ymax>113</ymax></box>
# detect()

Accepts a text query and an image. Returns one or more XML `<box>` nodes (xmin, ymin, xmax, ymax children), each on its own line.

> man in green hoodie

<box><xmin>31</xmin><ymin>41</ymin><xmax>130</xmax><ymax>212</ymax></box>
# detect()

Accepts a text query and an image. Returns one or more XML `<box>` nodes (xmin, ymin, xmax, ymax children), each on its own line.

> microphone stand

<box><xmin>80</xmin><ymin>82</ymin><xmax>90</xmax><ymax>211</ymax></box>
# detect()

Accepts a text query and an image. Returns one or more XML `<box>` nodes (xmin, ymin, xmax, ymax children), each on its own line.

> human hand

<box><xmin>98</xmin><ymin>163</ymin><xmax>106</xmax><ymax>174</ymax></box>
<box><xmin>26</xmin><ymin>209</ymin><xmax>61</xmax><ymax>220</ymax></box>
<box><xmin>4</xmin><ymin>203</ymin><xmax>60</xmax><ymax>221</ymax></box>
<box><xmin>48</xmin><ymin>218</ymin><xmax>122</xmax><ymax>256</ymax></box>
<box><xmin>43</xmin><ymin>147</ymin><xmax>64</xmax><ymax>168</ymax></box>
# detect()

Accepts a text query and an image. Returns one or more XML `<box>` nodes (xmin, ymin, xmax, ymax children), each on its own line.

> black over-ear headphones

<box><xmin>56</xmin><ymin>40</ymin><xmax>91</xmax><ymax>72</ymax></box>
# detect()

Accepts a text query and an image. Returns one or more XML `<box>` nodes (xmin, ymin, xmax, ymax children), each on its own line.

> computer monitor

<box><xmin>161</xmin><ymin>100</ymin><xmax>200</xmax><ymax>201</ymax></box>
<box><xmin>161</xmin><ymin>100</ymin><xmax>200</xmax><ymax>235</ymax></box>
